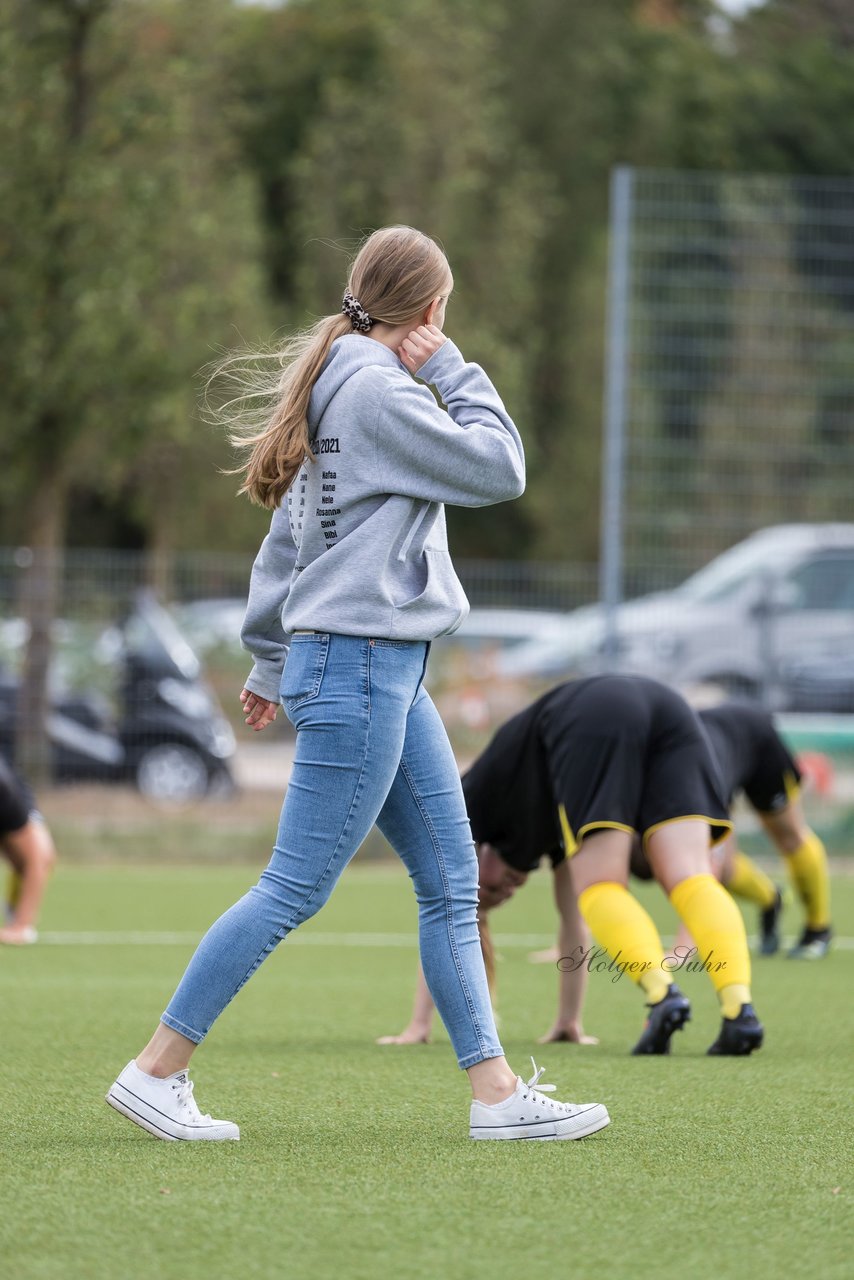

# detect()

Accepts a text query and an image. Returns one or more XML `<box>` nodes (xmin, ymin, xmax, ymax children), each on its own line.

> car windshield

<box><xmin>675</xmin><ymin>538</ymin><xmax>784</xmax><ymax>605</ymax></box>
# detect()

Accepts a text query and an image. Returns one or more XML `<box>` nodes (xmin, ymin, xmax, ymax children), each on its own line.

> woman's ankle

<box><xmin>467</xmin><ymin>1056</ymin><xmax>518</xmax><ymax>1103</ymax></box>
<box><xmin>135</xmin><ymin>1052</ymin><xmax>180</xmax><ymax>1079</ymax></box>
<box><xmin>135</xmin><ymin>1025</ymin><xmax>195</xmax><ymax>1078</ymax></box>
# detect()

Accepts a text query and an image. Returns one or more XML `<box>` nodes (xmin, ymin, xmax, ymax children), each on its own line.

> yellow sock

<box><xmin>669</xmin><ymin>874</ymin><xmax>752</xmax><ymax>1018</ymax></box>
<box><xmin>784</xmin><ymin>833</ymin><xmax>830</xmax><ymax>929</ymax></box>
<box><xmin>726</xmin><ymin>851</ymin><xmax>777</xmax><ymax>909</ymax></box>
<box><xmin>578</xmin><ymin>882</ymin><xmax>672</xmax><ymax>1005</ymax></box>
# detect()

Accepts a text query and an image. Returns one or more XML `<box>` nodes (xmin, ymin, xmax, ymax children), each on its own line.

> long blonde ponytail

<box><xmin>210</xmin><ymin>226</ymin><xmax>452</xmax><ymax>509</ymax></box>
<box><xmin>212</xmin><ymin>313</ymin><xmax>350</xmax><ymax>509</ymax></box>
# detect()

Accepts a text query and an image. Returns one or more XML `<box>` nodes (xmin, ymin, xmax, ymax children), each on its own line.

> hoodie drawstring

<box><xmin>397</xmin><ymin>500</ymin><xmax>430</xmax><ymax>562</ymax></box>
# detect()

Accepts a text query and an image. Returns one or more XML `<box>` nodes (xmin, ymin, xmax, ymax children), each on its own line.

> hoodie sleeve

<box><xmin>240</xmin><ymin>504</ymin><xmax>298</xmax><ymax>702</ymax></box>
<box><xmin>375</xmin><ymin>340</ymin><xmax>525</xmax><ymax>507</ymax></box>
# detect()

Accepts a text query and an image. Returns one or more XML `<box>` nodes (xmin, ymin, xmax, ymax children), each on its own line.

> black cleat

<box><xmin>788</xmin><ymin>925</ymin><xmax>832</xmax><ymax>960</ymax></box>
<box><xmin>707</xmin><ymin>1003</ymin><xmax>764</xmax><ymax>1056</ymax></box>
<box><xmin>759</xmin><ymin>887</ymin><xmax>784</xmax><ymax>956</ymax></box>
<box><xmin>631</xmin><ymin>984</ymin><xmax>691</xmax><ymax>1055</ymax></box>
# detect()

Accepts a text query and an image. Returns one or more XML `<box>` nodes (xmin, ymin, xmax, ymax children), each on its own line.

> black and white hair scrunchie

<box><xmin>342</xmin><ymin>290</ymin><xmax>374</xmax><ymax>333</ymax></box>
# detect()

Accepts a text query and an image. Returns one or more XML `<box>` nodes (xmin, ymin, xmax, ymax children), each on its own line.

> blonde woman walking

<box><xmin>106</xmin><ymin>226</ymin><xmax>609</xmax><ymax>1144</ymax></box>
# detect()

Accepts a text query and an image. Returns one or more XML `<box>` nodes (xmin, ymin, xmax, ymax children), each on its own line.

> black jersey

<box><xmin>698</xmin><ymin>703</ymin><xmax>801</xmax><ymax>814</ymax></box>
<box><xmin>463</xmin><ymin>675</ymin><xmax>731</xmax><ymax>874</ymax></box>
<box><xmin>463</xmin><ymin>685</ymin><xmax>561</xmax><ymax>873</ymax></box>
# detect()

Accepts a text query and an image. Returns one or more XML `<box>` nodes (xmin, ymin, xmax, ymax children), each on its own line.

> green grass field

<box><xmin>3</xmin><ymin>862</ymin><xmax>852</xmax><ymax>1280</ymax></box>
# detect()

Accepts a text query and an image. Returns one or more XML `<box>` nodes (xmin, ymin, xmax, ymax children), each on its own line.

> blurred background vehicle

<box><xmin>780</xmin><ymin>655</ymin><xmax>854</xmax><ymax>715</ymax></box>
<box><xmin>173</xmin><ymin>598</ymin><xmax>248</xmax><ymax>657</ymax></box>
<box><xmin>427</xmin><ymin>607</ymin><xmax>570</xmax><ymax>681</ymax></box>
<box><xmin>425</xmin><ymin>608</ymin><xmax>572</xmax><ymax>745</ymax></box>
<box><xmin>495</xmin><ymin>524</ymin><xmax>854</xmax><ymax>708</ymax></box>
<box><xmin>0</xmin><ymin>593</ymin><xmax>235</xmax><ymax>804</ymax></box>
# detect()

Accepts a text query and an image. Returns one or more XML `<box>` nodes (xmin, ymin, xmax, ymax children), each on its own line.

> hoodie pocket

<box><xmin>390</xmin><ymin>549</ymin><xmax>468</xmax><ymax>635</ymax></box>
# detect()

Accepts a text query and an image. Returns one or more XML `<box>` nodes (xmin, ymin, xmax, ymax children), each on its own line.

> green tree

<box><xmin>0</xmin><ymin>0</ymin><xmax>266</xmax><ymax>776</ymax></box>
<box><xmin>235</xmin><ymin>0</ymin><xmax>550</xmax><ymax>557</ymax></box>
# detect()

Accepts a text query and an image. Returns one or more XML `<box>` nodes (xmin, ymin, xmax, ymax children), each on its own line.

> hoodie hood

<box><xmin>308</xmin><ymin>334</ymin><xmax>404</xmax><ymax>428</ymax></box>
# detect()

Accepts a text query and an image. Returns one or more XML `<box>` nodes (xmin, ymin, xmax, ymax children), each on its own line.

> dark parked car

<box><xmin>0</xmin><ymin>593</ymin><xmax>235</xmax><ymax>803</ymax></box>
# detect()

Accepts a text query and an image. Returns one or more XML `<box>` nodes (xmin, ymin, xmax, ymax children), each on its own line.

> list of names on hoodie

<box><xmin>319</xmin><ymin>469</ymin><xmax>339</xmax><ymax>547</ymax></box>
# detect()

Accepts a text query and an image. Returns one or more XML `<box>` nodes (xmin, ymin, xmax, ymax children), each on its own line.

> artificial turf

<box><xmin>2</xmin><ymin>862</ymin><xmax>852</xmax><ymax>1280</ymax></box>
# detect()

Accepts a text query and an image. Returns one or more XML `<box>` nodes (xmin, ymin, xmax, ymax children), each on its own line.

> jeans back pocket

<box><xmin>280</xmin><ymin>635</ymin><xmax>329</xmax><ymax>712</ymax></box>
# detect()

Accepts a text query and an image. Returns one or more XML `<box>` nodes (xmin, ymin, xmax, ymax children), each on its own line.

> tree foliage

<box><xmin>2</xmin><ymin>0</ymin><xmax>853</xmax><ymax>564</ymax></box>
<box><xmin>0</xmin><ymin>0</ymin><xmax>267</xmax><ymax>552</ymax></box>
<box><xmin>0</xmin><ymin>0</ymin><xmax>266</xmax><ymax>775</ymax></box>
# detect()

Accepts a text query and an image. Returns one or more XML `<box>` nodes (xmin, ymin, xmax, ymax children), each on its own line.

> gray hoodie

<box><xmin>241</xmin><ymin>334</ymin><xmax>525</xmax><ymax>702</ymax></box>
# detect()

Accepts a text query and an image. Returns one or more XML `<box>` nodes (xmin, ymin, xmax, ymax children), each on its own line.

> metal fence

<box><xmin>1</xmin><ymin>540</ymin><xmax>852</xmax><ymax>851</ymax></box>
<box><xmin>597</xmin><ymin>168</ymin><xmax>854</xmax><ymax>718</ymax></box>
<box><xmin>0</xmin><ymin>546</ymin><xmax>599</xmax><ymax>626</ymax></box>
<box><xmin>595</xmin><ymin>166</ymin><xmax>854</xmax><ymax>851</ymax></box>
<box><xmin>3</xmin><ymin>167</ymin><xmax>854</xmax><ymax>844</ymax></box>
<box><xmin>603</xmin><ymin>166</ymin><xmax>854</xmax><ymax>591</ymax></box>
<box><xmin>0</xmin><ymin>546</ymin><xmax>600</xmax><ymax>804</ymax></box>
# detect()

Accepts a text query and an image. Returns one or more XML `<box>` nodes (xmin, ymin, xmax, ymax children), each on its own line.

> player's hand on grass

<box><xmin>376</xmin><ymin>1025</ymin><xmax>431</xmax><ymax>1046</ymax></box>
<box><xmin>240</xmin><ymin>688</ymin><xmax>278</xmax><ymax>732</ymax></box>
<box><xmin>538</xmin><ymin>1022</ymin><xmax>599</xmax><ymax>1046</ymax></box>
<box><xmin>398</xmin><ymin>324</ymin><xmax>446</xmax><ymax>374</ymax></box>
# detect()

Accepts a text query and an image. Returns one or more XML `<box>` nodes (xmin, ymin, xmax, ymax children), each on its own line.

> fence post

<box><xmin>599</xmin><ymin>164</ymin><xmax>633</xmax><ymax>666</ymax></box>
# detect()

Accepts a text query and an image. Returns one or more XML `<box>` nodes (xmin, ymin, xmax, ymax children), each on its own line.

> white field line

<box><xmin>33</xmin><ymin>930</ymin><xmax>854</xmax><ymax>950</ymax></box>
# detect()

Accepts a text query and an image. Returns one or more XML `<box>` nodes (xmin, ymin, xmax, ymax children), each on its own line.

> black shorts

<box><xmin>0</xmin><ymin>754</ymin><xmax>34</xmax><ymax>835</ymax></box>
<box><xmin>700</xmin><ymin>703</ymin><xmax>802</xmax><ymax>814</ymax></box>
<box><xmin>742</xmin><ymin>732</ymin><xmax>801</xmax><ymax>813</ymax></box>
<box><xmin>541</xmin><ymin>676</ymin><xmax>732</xmax><ymax>856</ymax></box>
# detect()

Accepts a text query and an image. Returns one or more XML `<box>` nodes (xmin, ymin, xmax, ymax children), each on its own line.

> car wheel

<box><xmin>208</xmin><ymin>765</ymin><xmax>237</xmax><ymax>799</ymax></box>
<box><xmin>135</xmin><ymin>743</ymin><xmax>210</xmax><ymax>804</ymax></box>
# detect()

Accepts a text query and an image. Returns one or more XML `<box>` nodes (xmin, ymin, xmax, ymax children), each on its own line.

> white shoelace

<box><xmin>523</xmin><ymin>1058</ymin><xmax>571</xmax><ymax>1114</ymax></box>
<box><xmin>172</xmin><ymin>1075</ymin><xmax>211</xmax><ymax>1121</ymax></box>
<box><xmin>526</xmin><ymin>1058</ymin><xmax>556</xmax><ymax>1093</ymax></box>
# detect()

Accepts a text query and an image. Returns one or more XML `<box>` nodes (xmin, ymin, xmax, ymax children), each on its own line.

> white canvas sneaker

<box><xmin>106</xmin><ymin>1060</ymin><xmax>240</xmax><ymax>1141</ymax></box>
<box><xmin>470</xmin><ymin>1059</ymin><xmax>610</xmax><ymax>1141</ymax></box>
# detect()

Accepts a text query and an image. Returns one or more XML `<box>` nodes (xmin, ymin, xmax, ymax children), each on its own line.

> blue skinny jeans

<box><xmin>161</xmin><ymin>633</ymin><xmax>503</xmax><ymax>1069</ymax></box>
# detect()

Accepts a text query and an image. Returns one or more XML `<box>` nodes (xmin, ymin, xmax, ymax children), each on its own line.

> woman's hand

<box><xmin>240</xmin><ymin>688</ymin><xmax>278</xmax><ymax>732</ymax></box>
<box><xmin>399</xmin><ymin>324</ymin><xmax>446</xmax><ymax>374</ymax></box>
<box><xmin>538</xmin><ymin>1022</ymin><xmax>599</xmax><ymax>1046</ymax></box>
